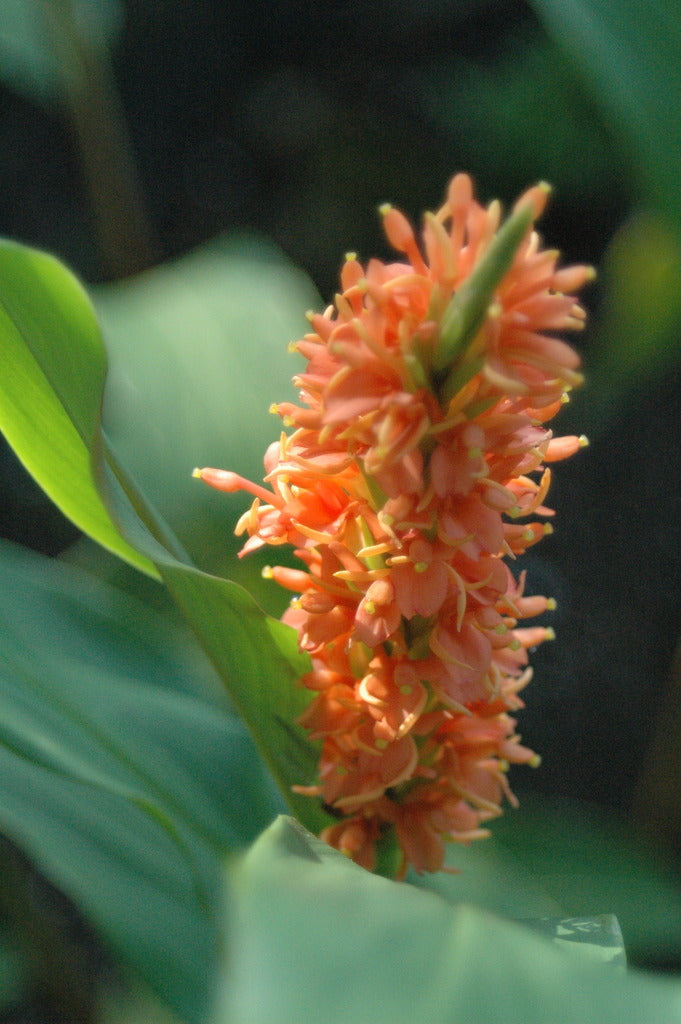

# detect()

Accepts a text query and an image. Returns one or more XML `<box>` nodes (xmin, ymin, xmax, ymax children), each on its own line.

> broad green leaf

<box><xmin>528</xmin><ymin>0</ymin><xmax>681</xmax><ymax>233</ymax></box>
<box><xmin>0</xmin><ymin>237</ymin><xmax>331</xmax><ymax>837</ymax></box>
<box><xmin>0</xmin><ymin>240</ymin><xmax>159</xmax><ymax>578</ymax></box>
<box><xmin>215</xmin><ymin>816</ymin><xmax>681</xmax><ymax>1024</ymax></box>
<box><xmin>0</xmin><ymin>539</ymin><xmax>283</xmax><ymax>1020</ymax></box>
<box><xmin>93</xmin><ymin>233</ymin><xmax>321</xmax><ymax>599</ymax></box>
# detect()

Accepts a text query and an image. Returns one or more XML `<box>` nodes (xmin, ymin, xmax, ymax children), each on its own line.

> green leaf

<box><xmin>408</xmin><ymin>36</ymin><xmax>616</xmax><ymax>206</ymax></box>
<box><xmin>0</xmin><ymin>239</ymin><xmax>159</xmax><ymax>578</ymax></box>
<box><xmin>0</xmin><ymin>236</ymin><xmax>331</xmax><ymax>838</ymax></box>
<box><xmin>491</xmin><ymin>793</ymin><xmax>681</xmax><ymax>968</ymax></box>
<box><xmin>410</xmin><ymin>792</ymin><xmax>681</xmax><ymax>971</ymax></box>
<box><xmin>0</xmin><ymin>539</ymin><xmax>282</xmax><ymax>1021</ymax></box>
<box><xmin>215</xmin><ymin>816</ymin><xmax>681</xmax><ymax>1024</ymax></box>
<box><xmin>527</xmin><ymin>0</ymin><xmax>681</xmax><ymax>234</ymax></box>
<box><xmin>93</xmin><ymin>232</ymin><xmax>321</xmax><ymax>597</ymax></box>
<box><xmin>410</xmin><ymin>829</ymin><xmax>561</xmax><ymax>919</ymax></box>
<box><xmin>159</xmin><ymin>564</ymin><xmax>331</xmax><ymax>836</ymax></box>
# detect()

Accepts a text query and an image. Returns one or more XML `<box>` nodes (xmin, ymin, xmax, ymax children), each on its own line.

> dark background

<box><xmin>1</xmin><ymin>0</ymin><xmax>681</xmax><ymax>865</ymax></box>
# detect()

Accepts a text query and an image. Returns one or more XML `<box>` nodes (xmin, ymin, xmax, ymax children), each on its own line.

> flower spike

<box><xmin>197</xmin><ymin>173</ymin><xmax>591</xmax><ymax>876</ymax></box>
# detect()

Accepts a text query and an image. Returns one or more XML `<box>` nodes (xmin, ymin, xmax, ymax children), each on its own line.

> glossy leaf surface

<box><xmin>0</xmin><ymin>240</ymin><xmax>157</xmax><ymax>577</ymax></box>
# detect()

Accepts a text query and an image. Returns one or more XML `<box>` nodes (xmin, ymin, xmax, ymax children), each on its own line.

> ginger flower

<box><xmin>195</xmin><ymin>173</ymin><xmax>592</xmax><ymax>876</ymax></box>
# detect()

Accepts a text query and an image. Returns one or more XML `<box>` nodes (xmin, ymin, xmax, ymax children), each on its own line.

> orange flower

<box><xmin>195</xmin><ymin>173</ymin><xmax>592</xmax><ymax>875</ymax></box>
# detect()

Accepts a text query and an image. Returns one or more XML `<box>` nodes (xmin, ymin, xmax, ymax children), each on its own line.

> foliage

<box><xmin>1</xmin><ymin>0</ymin><xmax>681</xmax><ymax>1022</ymax></box>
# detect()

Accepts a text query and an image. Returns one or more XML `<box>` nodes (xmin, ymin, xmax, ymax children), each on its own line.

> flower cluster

<box><xmin>196</xmin><ymin>173</ymin><xmax>592</xmax><ymax>875</ymax></box>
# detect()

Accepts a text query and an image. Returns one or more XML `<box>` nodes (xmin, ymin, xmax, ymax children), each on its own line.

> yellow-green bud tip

<box><xmin>529</xmin><ymin>754</ymin><xmax>542</xmax><ymax>768</ymax></box>
<box><xmin>192</xmin><ymin>467</ymin><xmax>202</xmax><ymax>479</ymax></box>
<box><xmin>345</xmin><ymin>251</ymin><xmax>357</xmax><ymax>262</ymax></box>
<box><xmin>378</xmin><ymin>202</ymin><xmax>392</xmax><ymax>216</ymax></box>
<box><xmin>544</xmin><ymin>627</ymin><xmax>556</xmax><ymax>641</ymax></box>
<box><xmin>262</xmin><ymin>565</ymin><xmax>274</xmax><ymax>579</ymax></box>
<box><xmin>546</xmin><ymin>597</ymin><xmax>557</xmax><ymax>611</ymax></box>
<box><xmin>579</xmin><ymin>434</ymin><xmax>590</xmax><ymax>448</ymax></box>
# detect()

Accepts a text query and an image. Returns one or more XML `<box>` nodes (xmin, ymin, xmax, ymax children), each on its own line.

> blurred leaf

<box><xmin>408</xmin><ymin>31</ymin><xmax>616</xmax><ymax>205</ymax></box>
<box><xmin>99</xmin><ymin>984</ymin><xmax>185</xmax><ymax>1024</ymax></box>
<box><xmin>0</xmin><ymin>539</ymin><xmax>283</xmax><ymax>1021</ymax></box>
<box><xmin>409</xmin><ymin>829</ymin><xmax>561</xmax><ymax>919</ymax></box>
<box><xmin>215</xmin><ymin>816</ymin><xmax>681</xmax><ymax>1024</ymax></box>
<box><xmin>528</xmin><ymin>0</ymin><xmax>681</xmax><ymax>233</ymax></box>
<box><xmin>0</xmin><ymin>927</ymin><xmax>28</xmax><ymax>1015</ymax></box>
<box><xmin>598</xmin><ymin>214</ymin><xmax>681</xmax><ymax>370</ymax></box>
<box><xmin>569</xmin><ymin>210</ymin><xmax>681</xmax><ymax>432</ymax></box>
<box><xmin>412</xmin><ymin>791</ymin><xmax>681</xmax><ymax>968</ymax></box>
<box><xmin>0</xmin><ymin>0</ymin><xmax>123</xmax><ymax>105</ymax></box>
<box><xmin>490</xmin><ymin>793</ymin><xmax>681</xmax><ymax>968</ymax></box>
<box><xmin>0</xmin><ymin>236</ymin><xmax>331</xmax><ymax>838</ymax></box>
<box><xmin>93</xmin><ymin>233</ymin><xmax>321</xmax><ymax>600</ymax></box>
